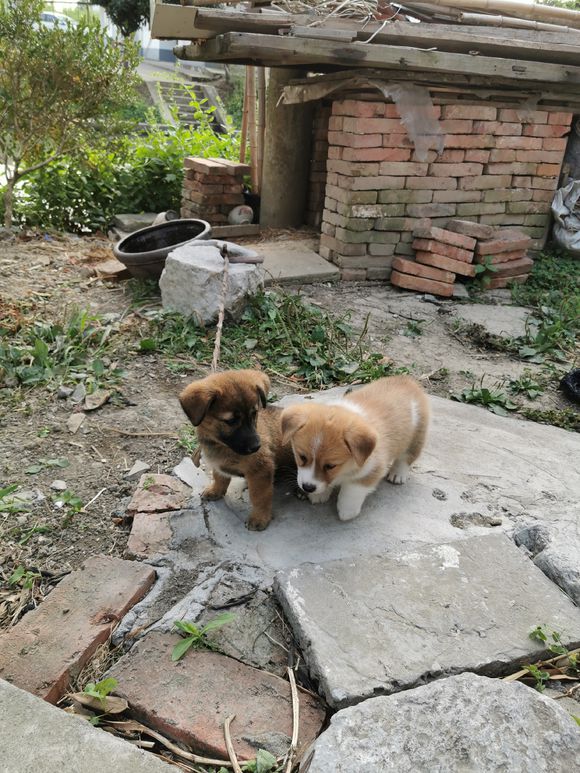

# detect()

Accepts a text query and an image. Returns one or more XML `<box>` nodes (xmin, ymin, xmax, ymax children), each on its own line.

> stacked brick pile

<box><xmin>306</xmin><ymin>104</ymin><xmax>331</xmax><ymax>227</ymax></box>
<box><xmin>474</xmin><ymin>229</ymin><xmax>534</xmax><ymax>288</ymax></box>
<box><xmin>318</xmin><ymin>99</ymin><xmax>571</xmax><ymax>280</ymax></box>
<box><xmin>181</xmin><ymin>157</ymin><xmax>250</xmax><ymax>224</ymax></box>
<box><xmin>391</xmin><ymin>223</ymin><xmax>476</xmax><ymax>297</ymax></box>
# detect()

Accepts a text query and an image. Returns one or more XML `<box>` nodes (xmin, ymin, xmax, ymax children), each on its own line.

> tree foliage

<box><xmin>97</xmin><ymin>0</ymin><xmax>150</xmax><ymax>37</ymax></box>
<box><xmin>0</xmin><ymin>0</ymin><xmax>139</xmax><ymax>227</ymax></box>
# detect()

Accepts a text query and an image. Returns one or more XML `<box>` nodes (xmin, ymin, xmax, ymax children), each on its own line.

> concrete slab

<box><xmin>247</xmin><ymin>238</ymin><xmax>340</xmax><ymax>285</ymax></box>
<box><xmin>301</xmin><ymin>673</ymin><xmax>580</xmax><ymax>773</ymax></box>
<box><xmin>452</xmin><ymin>302</ymin><xmax>533</xmax><ymax>339</ymax></box>
<box><xmin>275</xmin><ymin>534</ymin><xmax>580</xmax><ymax>708</ymax></box>
<box><xmin>0</xmin><ymin>678</ymin><xmax>173</xmax><ymax>773</ymax></box>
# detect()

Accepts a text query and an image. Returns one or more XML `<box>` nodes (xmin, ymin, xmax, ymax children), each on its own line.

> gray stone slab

<box><xmin>275</xmin><ymin>534</ymin><xmax>580</xmax><ymax>707</ymax></box>
<box><xmin>0</xmin><ymin>678</ymin><xmax>173</xmax><ymax>773</ymax></box>
<box><xmin>247</xmin><ymin>238</ymin><xmax>340</xmax><ymax>285</ymax></box>
<box><xmin>113</xmin><ymin>213</ymin><xmax>157</xmax><ymax>232</ymax></box>
<box><xmin>452</xmin><ymin>302</ymin><xmax>533</xmax><ymax>338</ymax></box>
<box><xmin>301</xmin><ymin>673</ymin><xmax>580</xmax><ymax>773</ymax></box>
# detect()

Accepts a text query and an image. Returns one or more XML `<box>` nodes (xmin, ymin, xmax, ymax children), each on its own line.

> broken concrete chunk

<box><xmin>301</xmin><ymin>673</ymin><xmax>580</xmax><ymax>772</ymax></box>
<box><xmin>50</xmin><ymin>480</ymin><xmax>67</xmax><ymax>492</ymax></box>
<box><xmin>66</xmin><ymin>413</ymin><xmax>85</xmax><ymax>434</ymax></box>
<box><xmin>83</xmin><ymin>389</ymin><xmax>111</xmax><ymax>411</ymax></box>
<box><xmin>124</xmin><ymin>460</ymin><xmax>151</xmax><ymax>480</ymax></box>
<box><xmin>126</xmin><ymin>474</ymin><xmax>190</xmax><ymax>515</ymax></box>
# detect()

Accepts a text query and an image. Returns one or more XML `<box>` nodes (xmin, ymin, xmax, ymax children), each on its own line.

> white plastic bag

<box><xmin>552</xmin><ymin>179</ymin><xmax>580</xmax><ymax>257</ymax></box>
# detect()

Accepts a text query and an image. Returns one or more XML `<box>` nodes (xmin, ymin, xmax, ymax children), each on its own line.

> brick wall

<box><xmin>306</xmin><ymin>103</ymin><xmax>331</xmax><ymax>227</ymax></box>
<box><xmin>318</xmin><ymin>100</ymin><xmax>572</xmax><ymax>280</ymax></box>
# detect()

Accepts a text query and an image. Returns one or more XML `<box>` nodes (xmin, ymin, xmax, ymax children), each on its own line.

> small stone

<box><xmin>83</xmin><ymin>389</ymin><xmax>111</xmax><ymax>412</ymax></box>
<box><xmin>50</xmin><ymin>480</ymin><xmax>67</xmax><ymax>492</ymax></box>
<box><xmin>57</xmin><ymin>386</ymin><xmax>74</xmax><ymax>399</ymax></box>
<box><xmin>66</xmin><ymin>413</ymin><xmax>85</xmax><ymax>435</ymax></box>
<box><xmin>126</xmin><ymin>474</ymin><xmax>190</xmax><ymax>515</ymax></box>
<box><xmin>70</xmin><ymin>383</ymin><xmax>86</xmax><ymax>404</ymax></box>
<box><xmin>450</xmin><ymin>511</ymin><xmax>503</xmax><ymax>529</ymax></box>
<box><xmin>124</xmin><ymin>460</ymin><xmax>151</xmax><ymax>480</ymax></box>
<box><xmin>452</xmin><ymin>283</ymin><xmax>470</xmax><ymax>299</ymax></box>
<box><xmin>173</xmin><ymin>456</ymin><xmax>206</xmax><ymax>489</ymax></box>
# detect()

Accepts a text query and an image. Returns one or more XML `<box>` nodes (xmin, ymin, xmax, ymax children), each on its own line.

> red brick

<box><xmin>443</xmin><ymin>105</ymin><xmax>497</xmax><ymax>120</ymax></box>
<box><xmin>341</xmin><ymin>147</ymin><xmax>411</xmax><ymax>162</ymax></box>
<box><xmin>530</xmin><ymin>176</ymin><xmax>560</xmax><ymax>190</ymax></box>
<box><xmin>498</xmin><ymin>108</ymin><xmax>547</xmax><ymax>123</ymax></box>
<box><xmin>327</xmin><ymin>160</ymin><xmax>380</xmax><ymax>177</ymax></box>
<box><xmin>475</xmin><ymin>249</ymin><xmax>527</xmax><ymax>264</ymax></box>
<box><xmin>532</xmin><ymin>189</ymin><xmax>556</xmax><ymax>202</ymax></box>
<box><xmin>507</xmin><ymin>200</ymin><xmax>551</xmax><ymax>215</ymax></box>
<box><xmin>184</xmin><ymin>157</ymin><xmax>250</xmax><ymax>176</ymax></box>
<box><xmin>543</xmin><ymin>138</ymin><xmax>567</xmax><ymax>151</ymax></box>
<box><xmin>536</xmin><ymin>163</ymin><xmax>562</xmax><ymax>177</ymax></box>
<box><xmin>489</xmin><ymin>149</ymin><xmax>516</xmax><ymax>162</ymax></box>
<box><xmin>328</xmin><ymin>116</ymin><xmax>344</xmax><ymax>131</ymax></box>
<box><xmin>378</xmin><ymin>161</ymin><xmax>429</xmax><ymax>176</ymax></box>
<box><xmin>484</xmin><ymin>188</ymin><xmax>532</xmax><ymax>203</ymax></box>
<box><xmin>486</xmin><ymin>162</ymin><xmax>536</xmax><ymax>175</ymax></box>
<box><xmin>0</xmin><ymin>556</ymin><xmax>155</xmax><ymax>703</ymax></box>
<box><xmin>406</xmin><ymin>176</ymin><xmax>457</xmax><ymax>190</ymax></box>
<box><xmin>460</xmin><ymin>175</ymin><xmax>512</xmax><ymax>190</ymax></box>
<box><xmin>390</xmin><ymin>269</ymin><xmax>454</xmax><ymax>297</ymax></box>
<box><xmin>341</xmin><ymin>268</ymin><xmax>368</xmax><ymax>281</ymax></box>
<box><xmin>440</xmin><ymin>119</ymin><xmax>474</xmax><ymax>133</ymax></box>
<box><xmin>383</xmin><ymin>133</ymin><xmax>413</xmax><ymax>148</ymax></box>
<box><xmin>475</xmin><ymin>230</ymin><xmax>532</xmax><ymax>256</ymax></box>
<box><xmin>548</xmin><ymin>111</ymin><xmax>572</xmax><ymax>125</ymax></box>
<box><xmin>444</xmin><ymin>134</ymin><xmax>495</xmax><ymax>148</ymax></box>
<box><xmin>515</xmin><ymin>150</ymin><xmax>563</xmax><ymax>163</ymax></box>
<box><xmin>109</xmin><ymin>633</ymin><xmax>324</xmax><ymax>761</ymax></box>
<box><xmin>446</xmin><ymin>219</ymin><xmax>496</xmax><ymax>240</ymax></box>
<box><xmin>413</xmin><ymin>225</ymin><xmax>476</xmax><ymax>250</ymax></box>
<box><xmin>430</xmin><ymin>162</ymin><xmax>483</xmax><ymax>176</ymax></box>
<box><xmin>412</xmin><ymin>238</ymin><xmax>473</xmax><ymax>263</ymax></box>
<box><xmin>333</xmin><ymin>100</ymin><xmax>385</xmax><ymax>118</ymax></box>
<box><xmin>496</xmin><ymin>136</ymin><xmax>542</xmax><ymax>149</ymax></box>
<box><xmin>125</xmin><ymin>512</ymin><xmax>172</xmax><ymax>560</ymax></box>
<box><xmin>486</xmin><ymin>274</ymin><xmax>530</xmax><ymax>289</ymax></box>
<box><xmin>464</xmin><ymin>149</ymin><xmax>491</xmax><ymax>163</ymax></box>
<box><xmin>523</xmin><ymin>124</ymin><xmax>569</xmax><ymax>138</ymax></box>
<box><xmin>489</xmin><ymin>257</ymin><xmax>534</xmax><ymax>276</ymax></box>
<box><xmin>473</xmin><ymin>121</ymin><xmax>523</xmax><ymax>136</ymax></box>
<box><xmin>127</xmin><ymin>474</ymin><xmax>190</xmax><ymax>515</ymax></box>
<box><xmin>415</xmin><ymin>251</ymin><xmax>476</xmax><ymax>277</ymax></box>
<box><xmin>433</xmin><ymin>190</ymin><xmax>482</xmax><ymax>203</ymax></box>
<box><xmin>349</xmin><ymin>175</ymin><xmax>406</xmax><ymax>191</ymax></box>
<box><xmin>328</xmin><ymin>131</ymin><xmax>383</xmax><ymax>148</ymax></box>
<box><xmin>393</xmin><ymin>257</ymin><xmax>455</xmax><ymax>283</ymax></box>
<box><xmin>343</xmin><ymin>117</ymin><xmax>405</xmax><ymax>134</ymax></box>
<box><xmin>407</xmin><ymin>203</ymin><xmax>455</xmax><ymax>218</ymax></box>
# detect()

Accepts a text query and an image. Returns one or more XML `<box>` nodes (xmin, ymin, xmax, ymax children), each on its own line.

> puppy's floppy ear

<box><xmin>344</xmin><ymin>423</ymin><xmax>377</xmax><ymax>467</ymax></box>
<box><xmin>179</xmin><ymin>382</ymin><xmax>218</xmax><ymax>427</ymax></box>
<box><xmin>280</xmin><ymin>405</ymin><xmax>308</xmax><ymax>444</ymax></box>
<box><xmin>253</xmin><ymin>371</ymin><xmax>270</xmax><ymax>408</ymax></box>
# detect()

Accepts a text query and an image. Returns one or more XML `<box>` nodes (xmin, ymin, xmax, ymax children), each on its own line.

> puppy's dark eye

<box><xmin>223</xmin><ymin>418</ymin><xmax>237</xmax><ymax>426</ymax></box>
<box><xmin>299</xmin><ymin>454</ymin><xmax>307</xmax><ymax>465</ymax></box>
<box><xmin>324</xmin><ymin>463</ymin><xmax>336</xmax><ymax>471</ymax></box>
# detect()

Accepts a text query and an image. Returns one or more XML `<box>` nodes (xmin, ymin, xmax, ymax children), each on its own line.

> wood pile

<box><xmin>151</xmin><ymin>1</ymin><xmax>580</xmax><ymax>108</ymax></box>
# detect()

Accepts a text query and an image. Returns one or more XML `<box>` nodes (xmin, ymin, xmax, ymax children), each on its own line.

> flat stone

<box><xmin>450</xmin><ymin>511</ymin><xmax>502</xmax><ymax>529</ymax></box>
<box><xmin>159</xmin><ymin>241</ymin><xmax>264</xmax><ymax>324</ymax></box>
<box><xmin>301</xmin><ymin>673</ymin><xmax>580</xmax><ymax>772</ymax></box>
<box><xmin>83</xmin><ymin>389</ymin><xmax>111</xmax><ymax>411</ymax></box>
<box><xmin>453</xmin><ymin>303</ymin><xmax>532</xmax><ymax>338</ymax></box>
<box><xmin>108</xmin><ymin>632</ymin><xmax>325</xmax><ymax>761</ymax></box>
<box><xmin>66</xmin><ymin>413</ymin><xmax>85</xmax><ymax>434</ymax></box>
<box><xmin>452</xmin><ymin>282</ymin><xmax>470</xmax><ymax>299</ymax></box>
<box><xmin>50</xmin><ymin>480</ymin><xmax>67</xmax><ymax>492</ymax></box>
<box><xmin>0</xmin><ymin>679</ymin><xmax>174</xmax><ymax>773</ymax></box>
<box><xmin>275</xmin><ymin>534</ymin><xmax>580</xmax><ymax>707</ymax></box>
<box><xmin>0</xmin><ymin>556</ymin><xmax>156</xmax><ymax>703</ymax></box>
<box><xmin>124</xmin><ymin>460</ymin><xmax>151</xmax><ymax>480</ymax></box>
<box><xmin>173</xmin><ymin>456</ymin><xmax>206</xmax><ymax>489</ymax></box>
<box><xmin>125</xmin><ymin>512</ymin><xmax>172</xmax><ymax>560</ymax></box>
<box><xmin>56</xmin><ymin>385</ymin><xmax>73</xmax><ymax>399</ymax></box>
<box><xmin>515</xmin><ymin>523</ymin><xmax>580</xmax><ymax>607</ymax></box>
<box><xmin>70</xmin><ymin>382</ymin><xmax>86</xmax><ymax>404</ymax></box>
<box><xmin>126</xmin><ymin>474</ymin><xmax>189</xmax><ymax>515</ymax></box>
<box><xmin>245</xmin><ymin>238</ymin><xmax>340</xmax><ymax>285</ymax></box>
<box><xmin>113</xmin><ymin>213</ymin><xmax>157</xmax><ymax>232</ymax></box>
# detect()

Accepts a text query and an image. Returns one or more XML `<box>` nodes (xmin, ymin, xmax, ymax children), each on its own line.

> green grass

<box><xmin>140</xmin><ymin>289</ymin><xmax>406</xmax><ymax>388</ymax></box>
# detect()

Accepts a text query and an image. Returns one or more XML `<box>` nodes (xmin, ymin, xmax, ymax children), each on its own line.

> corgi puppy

<box><xmin>280</xmin><ymin>376</ymin><xmax>429</xmax><ymax>521</ymax></box>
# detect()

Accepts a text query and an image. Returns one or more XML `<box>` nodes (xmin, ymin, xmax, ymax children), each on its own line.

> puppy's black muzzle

<box><xmin>224</xmin><ymin>424</ymin><xmax>261</xmax><ymax>456</ymax></box>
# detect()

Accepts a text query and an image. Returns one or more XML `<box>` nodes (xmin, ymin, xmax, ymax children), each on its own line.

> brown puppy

<box><xmin>179</xmin><ymin>369</ymin><xmax>294</xmax><ymax>531</ymax></box>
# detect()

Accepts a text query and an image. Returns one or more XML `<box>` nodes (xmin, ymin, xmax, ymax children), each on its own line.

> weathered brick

<box><xmin>516</xmin><ymin>150</ymin><xmax>563</xmax><ymax>164</ymax></box>
<box><xmin>464</xmin><ymin>149</ymin><xmax>491</xmax><ymax>163</ymax></box>
<box><xmin>335</xmin><ymin>227</ymin><xmax>375</xmax><ymax>243</ymax></box>
<box><xmin>341</xmin><ymin>147</ymin><xmax>412</xmax><ymax>162</ymax></box>
<box><xmin>495</xmin><ymin>136</ymin><xmax>542</xmax><ymax>149</ymax></box>
<box><xmin>415</xmin><ymin>251</ymin><xmax>476</xmax><ymax>277</ymax></box>
<box><xmin>327</xmin><ymin>160</ymin><xmax>380</xmax><ymax>177</ymax></box>
<box><xmin>369</xmin><ymin>242</ymin><xmax>398</xmax><ymax>256</ymax></box>
<box><xmin>474</xmin><ymin>121</ymin><xmax>523</xmax><ymax>136</ymax></box>
<box><xmin>109</xmin><ymin>633</ymin><xmax>324</xmax><ymax>762</ymax></box>
<box><xmin>127</xmin><ymin>474</ymin><xmax>190</xmax><ymax>515</ymax></box>
<box><xmin>532</xmin><ymin>189</ymin><xmax>556</xmax><ymax>202</ymax></box>
<box><xmin>413</xmin><ymin>225</ymin><xmax>476</xmax><ymax>250</ymax></box>
<box><xmin>126</xmin><ymin>512</ymin><xmax>172</xmax><ymax>560</ymax></box>
<box><xmin>486</xmin><ymin>162</ymin><xmax>537</xmax><ymax>175</ymax></box>
<box><xmin>328</xmin><ymin>116</ymin><xmax>344</xmax><ymax>131</ymax></box>
<box><xmin>348</xmin><ymin>204</ymin><xmax>401</xmax><ymax>218</ymax></box>
<box><xmin>456</xmin><ymin>202</ymin><xmax>506</xmax><ymax>216</ymax></box>
<box><xmin>475</xmin><ymin>230</ymin><xmax>532</xmax><ymax>256</ymax></box>
<box><xmin>460</xmin><ymin>175</ymin><xmax>512</xmax><ymax>190</ymax></box>
<box><xmin>343</xmin><ymin>117</ymin><xmax>405</xmax><ymax>134</ymax></box>
<box><xmin>0</xmin><ymin>556</ymin><xmax>156</xmax><ymax>703</ymax></box>
<box><xmin>394</xmin><ymin>241</ymin><xmax>415</xmax><ymax>256</ymax></box>
<box><xmin>336</xmin><ymin>254</ymin><xmax>392</xmax><ymax>268</ymax></box>
<box><xmin>324</xmin><ymin>197</ymin><xmax>338</xmax><ymax>212</ymax></box>
<box><xmin>376</xmin><ymin>217</ymin><xmax>427</xmax><ymax>232</ymax></box>
<box><xmin>430</xmin><ymin>162</ymin><xmax>483</xmax><ymax>176</ymax></box>
<box><xmin>378</xmin><ymin>189</ymin><xmax>433</xmax><ymax>204</ymax></box>
<box><xmin>433</xmin><ymin>190</ymin><xmax>482</xmax><ymax>203</ymax></box>
<box><xmin>443</xmin><ymin>105</ymin><xmax>497</xmax><ymax>120</ymax></box>
<box><xmin>536</xmin><ymin>163</ymin><xmax>562</xmax><ymax>177</ymax></box>
<box><xmin>390</xmin><ymin>269</ymin><xmax>454</xmax><ymax>297</ymax></box>
<box><xmin>548</xmin><ymin>111</ymin><xmax>572</xmax><ymax>125</ymax></box>
<box><xmin>333</xmin><ymin>100</ymin><xmax>385</xmax><ymax>118</ymax></box>
<box><xmin>444</xmin><ymin>134</ymin><xmax>495</xmax><ymax>148</ymax></box>
<box><xmin>523</xmin><ymin>213</ymin><xmax>549</xmax><ymax>226</ymax></box>
<box><xmin>446</xmin><ymin>219</ymin><xmax>496</xmax><ymax>240</ymax></box>
<box><xmin>344</xmin><ymin>217</ymin><xmax>376</xmax><ymax>232</ymax></box>
<box><xmin>498</xmin><ymin>108</ymin><xmax>547</xmax><ymax>123</ymax></box>
<box><xmin>406</xmin><ymin>176</ymin><xmax>457</xmax><ymax>190</ymax></box>
<box><xmin>543</xmin><ymin>137</ymin><xmax>568</xmax><ymax>151</ymax></box>
<box><xmin>479</xmin><ymin>214</ymin><xmax>525</xmax><ymax>226</ymax></box>
<box><xmin>328</xmin><ymin>131</ymin><xmax>383</xmax><ymax>148</ymax></box>
<box><xmin>319</xmin><ymin>234</ymin><xmax>367</xmax><ymax>256</ymax></box>
<box><xmin>367</xmin><ymin>266</ymin><xmax>393</xmax><ymax>280</ymax></box>
<box><xmin>341</xmin><ymin>268</ymin><xmax>368</xmax><ymax>281</ymax></box>
<box><xmin>483</xmin><ymin>188</ymin><xmax>533</xmax><ymax>203</ymax></box>
<box><xmin>490</xmin><ymin>257</ymin><xmax>534</xmax><ymax>276</ymax></box>
<box><xmin>475</xmin><ymin>248</ymin><xmax>527</xmax><ymax>264</ymax></box>
<box><xmin>523</xmin><ymin>124</ymin><xmax>569</xmax><ymax>138</ymax></box>
<box><xmin>406</xmin><ymin>203</ymin><xmax>456</xmax><ymax>218</ymax></box>
<box><xmin>507</xmin><ymin>201</ymin><xmax>551</xmax><ymax>215</ymax></box>
<box><xmin>412</xmin><ymin>238</ymin><xmax>473</xmax><ymax>263</ymax></box>
<box><xmin>350</xmin><ymin>175</ymin><xmax>407</xmax><ymax>191</ymax></box>
<box><xmin>440</xmin><ymin>119</ymin><xmax>474</xmax><ymax>133</ymax></box>
<box><xmin>393</xmin><ymin>257</ymin><xmax>455</xmax><ymax>283</ymax></box>
<box><xmin>325</xmin><ymin>185</ymin><xmax>379</xmax><ymax>204</ymax></box>
<box><xmin>378</xmin><ymin>161</ymin><xmax>429</xmax><ymax>176</ymax></box>
<box><xmin>486</xmin><ymin>274</ymin><xmax>530</xmax><ymax>289</ymax></box>
<box><xmin>530</xmin><ymin>176</ymin><xmax>560</xmax><ymax>190</ymax></box>
<box><xmin>321</xmin><ymin>221</ymin><xmax>336</xmax><ymax>236</ymax></box>
<box><xmin>489</xmin><ymin>148</ymin><xmax>516</xmax><ymax>162</ymax></box>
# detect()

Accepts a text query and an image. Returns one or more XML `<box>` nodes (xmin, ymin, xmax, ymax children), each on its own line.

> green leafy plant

<box><xmin>519</xmin><ymin>407</ymin><xmax>580</xmax><ymax>432</ymax></box>
<box><xmin>403</xmin><ymin>320</ymin><xmax>424</xmax><ymax>338</ymax></box>
<box><xmin>243</xmin><ymin>750</ymin><xmax>279</xmax><ymax>773</ymax></box>
<box><xmin>25</xmin><ymin>457</ymin><xmax>69</xmax><ymax>475</ymax></box>
<box><xmin>472</xmin><ymin>255</ymin><xmax>499</xmax><ymax>288</ymax></box>
<box><xmin>524</xmin><ymin>663</ymin><xmax>551</xmax><ymax>692</ymax></box>
<box><xmin>453</xmin><ymin>381</ymin><xmax>518</xmax><ymax>416</ymax></box>
<box><xmin>530</xmin><ymin>625</ymin><xmax>569</xmax><ymax>655</ymax></box>
<box><xmin>8</xmin><ymin>565</ymin><xmax>41</xmax><ymax>589</ymax></box>
<box><xmin>0</xmin><ymin>484</ymin><xmax>29</xmax><ymax>514</ymax></box>
<box><xmin>178</xmin><ymin>425</ymin><xmax>199</xmax><ymax>455</ymax></box>
<box><xmin>171</xmin><ymin>612</ymin><xmax>235</xmax><ymax>662</ymax></box>
<box><xmin>508</xmin><ymin>375</ymin><xmax>543</xmax><ymax>400</ymax></box>
<box><xmin>83</xmin><ymin>677</ymin><xmax>119</xmax><ymax>706</ymax></box>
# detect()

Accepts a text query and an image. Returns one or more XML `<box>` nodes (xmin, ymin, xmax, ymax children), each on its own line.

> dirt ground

<box><xmin>0</xmin><ymin>233</ymin><xmax>577</xmax><ymax>615</ymax></box>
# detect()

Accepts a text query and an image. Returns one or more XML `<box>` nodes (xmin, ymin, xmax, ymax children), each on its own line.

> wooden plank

<box><xmin>290</xmin><ymin>25</ymin><xmax>357</xmax><ymax>42</ymax></box>
<box><xmin>195</xmin><ymin>8</ymin><xmax>292</xmax><ymax>34</ymax></box>
<box><xmin>151</xmin><ymin>4</ymin><xmax>212</xmax><ymax>40</ymax></box>
<box><xmin>357</xmin><ymin>21</ymin><xmax>580</xmax><ymax>65</ymax></box>
<box><xmin>177</xmin><ymin>32</ymin><xmax>580</xmax><ymax>88</ymax></box>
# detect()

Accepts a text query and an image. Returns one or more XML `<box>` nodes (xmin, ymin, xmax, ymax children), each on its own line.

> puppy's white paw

<box><xmin>387</xmin><ymin>459</ymin><xmax>410</xmax><ymax>485</ymax></box>
<box><xmin>336</xmin><ymin>484</ymin><xmax>372</xmax><ymax>521</ymax></box>
<box><xmin>309</xmin><ymin>489</ymin><xmax>331</xmax><ymax>504</ymax></box>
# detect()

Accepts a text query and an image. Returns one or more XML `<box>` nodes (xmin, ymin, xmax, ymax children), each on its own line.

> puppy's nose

<box><xmin>301</xmin><ymin>482</ymin><xmax>316</xmax><ymax>494</ymax></box>
<box><xmin>246</xmin><ymin>439</ymin><xmax>261</xmax><ymax>453</ymax></box>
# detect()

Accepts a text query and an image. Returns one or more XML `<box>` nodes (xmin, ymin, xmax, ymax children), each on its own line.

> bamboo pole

<box><xmin>239</xmin><ymin>67</ymin><xmax>250</xmax><ymax>164</ymax></box>
<box><xmin>418</xmin><ymin>0</ymin><xmax>580</xmax><ymax>29</ymax></box>
<box><xmin>255</xmin><ymin>68</ymin><xmax>266</xmax><ymax>195</ymax></box>
<box><xmin>459</xmin><ymin>12</ymin><xmax>577</xmax><ymax>33</ymax></box>
<box><xmin>246</xmin><ymin>65</ymin><xmax>259</xmax><ymax>193</ymax></box>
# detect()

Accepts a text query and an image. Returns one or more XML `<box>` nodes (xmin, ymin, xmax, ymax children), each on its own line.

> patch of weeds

<box><xmin>17</xmin><ymin>524</ymin><xmax>51</xmax><ymax>545</ymax></box>
<box><xmin>519</xmin><ymin>407</ymin><xmax>580</xmax><ymax>432</ymax></box>
<box><xmin>143</xmin><ymin>290</ymin><xmax>400</xmax><ymax>388</ymax></box>
<box><xmin>83</xmin><ymin>677</ymin><xmax>118</xmax><ymax>706</ymax></box>
<box><xmin>471</xmin><ymin>255</ymin><xmax>498</xmax><ymax>290</ymax></box>
<box><xmin>453</xmin><ymin>381</ymin><xmax>518</xmax><ymax>417</ymax></box>
<box><xmin>523</xmin><ymin>663</ymin><xmax>551</xmax><ymax>692</ymax></box>
<box><xmin>0</xmin><ymin>484</ymin><xmax>30</xmax><ymax>514</ymax></box>
<box><xmin>178</xmin><ymin>425</ymin><xmax>198</xmax><ymax>455</ymax></box>
<box><xmin>508</xmin><ymin>374</ymin><xmax>544</xmax><ymax>400</ymax></box>
<box><xmin>0</xmin><ymin>307</ymin><xmax>121</xmax><ymax>391</ymax></box>
<box><xmin>519</xmin><ymin>626</ymin><xmax>580</xmax><ymax>692</ymax></box>
<box><xmin>141</xmin><ymin>476</ymin><xmax>156</xmax><ymax>490</ymax></box>
<box><xmin>8</xmin><ymin>565</ymin><xmax>41</xmax><ymax>590</ymax></box>
<box><xmin>25</xmin><ymin>457</ymin><xmax>69</xmax><ymax>475</ymax></box>
<box><xmin>37</xmin><ymin>427</ymin><xmax>51</xmax><ymax>438</ymax></box>
<box><xmin>171</xmin><ymin>612</ymin><xmax>235</xmax><ymax>661</ymax></box>
<box><xmin>125</xmin><ymin>278</ymin><xmax>160</xmax><ymax>308</ymax></box>
<box><xmin>54</xmin><ymin>490</ymin><xmax>84</xmax><ymax>525</ymax></box>
<box><xmin>403</xmin><ymin>320</ymin><xmax>425</xmax><ymax>338</ymax></box>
